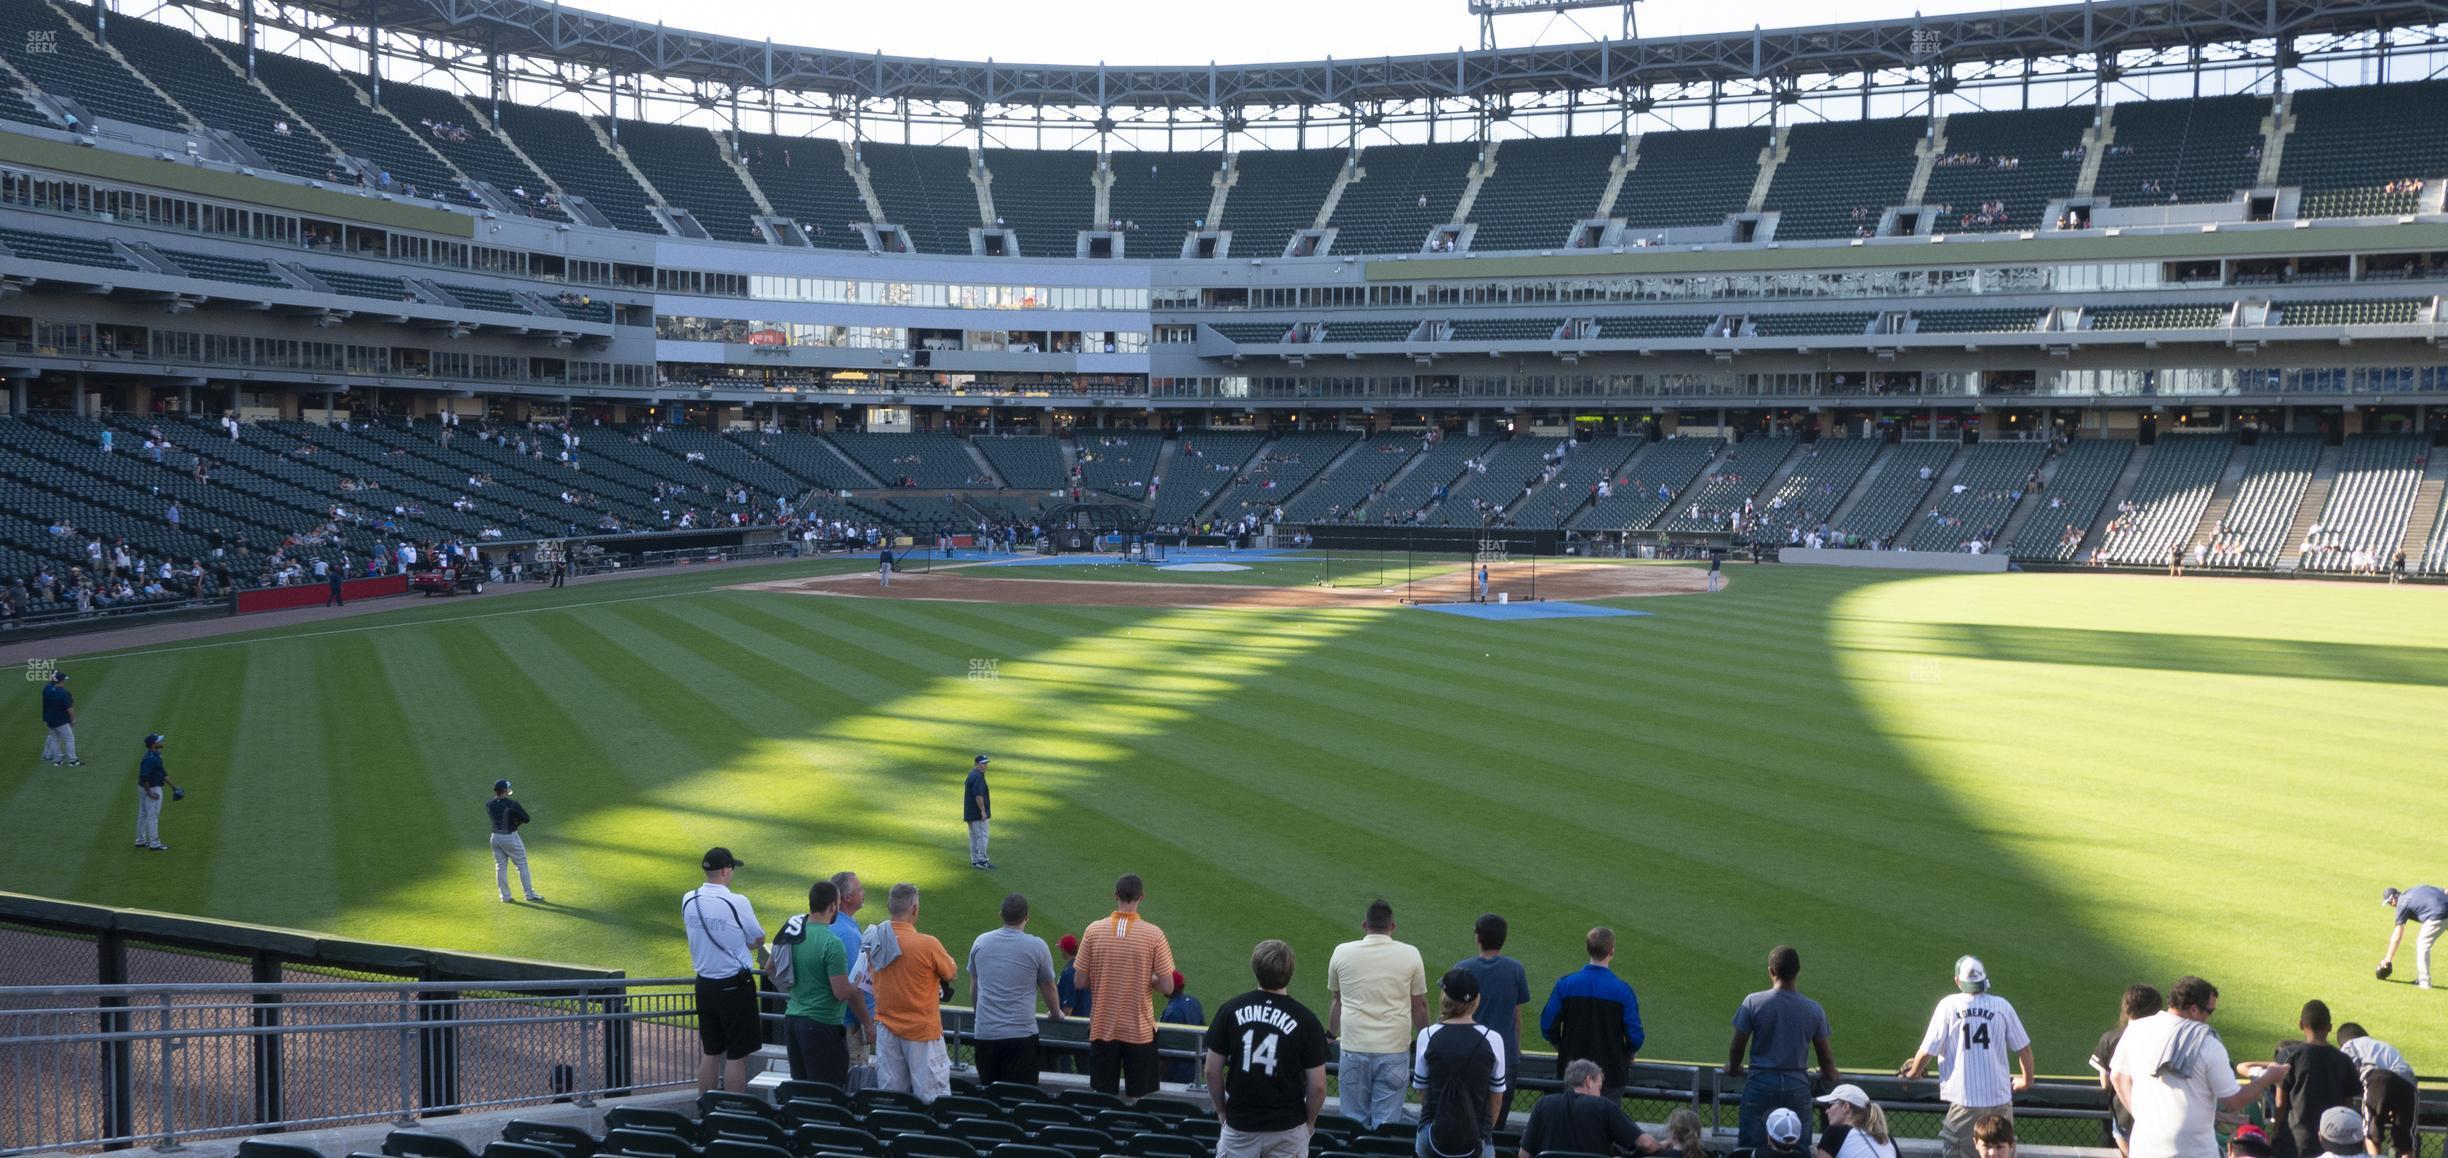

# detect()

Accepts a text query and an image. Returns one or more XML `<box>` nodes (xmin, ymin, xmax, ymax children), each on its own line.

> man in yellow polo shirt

<box><xmin>1074</xmin><ymin>872</ymin><xmax>1177</xmax><ymax>1104</ymax></box>
<box><xmin>1326</xmin><ymin>899</ymin><xmax>1428</xmax><ymax>1129</ymax></box>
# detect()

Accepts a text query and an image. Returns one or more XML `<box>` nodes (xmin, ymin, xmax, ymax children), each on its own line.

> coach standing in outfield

<box><xmin>1206</xmin><ymin>939</ymin><xmax>1328</xmax><ymax>1158</ymax></box>
<box><xmin>41</xmin><ymin>669</ymin><xmax>79</xmax><ymax>766</ymax></box>
<box><xmin>1728</xmin><ymin>945</ymin><xmax>1838</xmax><ymax>1149</ymax></box>
<box><xmin>133</xmin><ymin>733</ymin><xmax>175</xmax><ymax>851</ymax></box>
<box><xmin>1327</xmin><ymin>900</ymin><xmax>1429</xmax><ymax>1130</ymax></box>
<box><xmin>965</xmin><ymin>755</ymin><xmax>994</xmax><ymax>869</ymax></box>
<box><xmin>2375</xmin><ymin>886</ymin><xmax>2447</xmax><ymax>988</ymax></box>
<box><xmin>486</xmin><ymin>780</ymin><xmax>543</xmax><ymax>903</ymax></box>
<box><xmin>1075</xmin><ymin>872</ymin><xmax>1177</xmax><ymax>1104</ymax></box>
<box><xmin>1899</xmin><ymin>956</ymin><xmax>2035</xmax><ymax>1158</ymax></box>
<box><xmin>683</xmin><ymin>848</ymin><xmax>765</xmax><ymax>1095</ymax></box>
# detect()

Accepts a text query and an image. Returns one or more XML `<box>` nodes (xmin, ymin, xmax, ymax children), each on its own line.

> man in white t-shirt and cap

<box><xmin>2109</xmin><ymin>975</ymin><xmax>2289</xmax><ymax>1158</ymax></box>
<box><xmin>1898</xmin><ymin>955</ymin><xmax>2036</xmax><ymax>1158</ymax></box>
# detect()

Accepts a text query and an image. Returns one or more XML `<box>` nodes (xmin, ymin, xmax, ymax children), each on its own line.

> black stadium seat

<box><xmin>606</xmin><ymin>1108</ymin><xmax>702</xmax><ymax>1141</ymax></box>
<box><xmin>932</xmin><ymin>1095</ymin><xmax>1002</xmax><ymax>1123</ymax></box>
<box><xmin>854</xmin><ymin>1089</ymin><xmax>936</xmax><ymax>1117</ymax></box>
<box><xmin>502</xmin><ymin>1121</ymin><xmax>601</xmax><ymax>1158</ymax></box>
<box><xmin>784</xmin><ymin>1100</ymin><xmax>864</xmax><ymax>1130</ymax></box>
<box><xmin>385</xmin><ymin>1132</ymin><xmax>481</xmax><ymax>1158</ymax></box>
<box><xmin>484</xmin><ymin>1143</ymin><xmax>568</xmax><ymax>1158</ymax></box>
<box><xmin>1008</xmin><ymin>1103</ymin><xmax>1083</xmax><ymax>1131</ymax></box>
<box><xmin>779</xmin><ymin>1079</ymin><xmax>854</xmax><ymax>1106</ymax></box>
<box><xmin>702</xmin><ymin>1113</ymin><xmax>792</xmax><ymax>1150</ymax></box>
<box><xmin>702</xmin><ymin>1091</ymin><xmax>779</xmax><ymax>1120</ymax></box>
<box><xmin>888</xmin><ymin>1136</ymin><xmax>983</xmax><ymax>1158</ymax></box>
<box><xmin>863</xmin><ymin>1110</ymin><xmax>942</xmax><ymax>1138</ymax></box>
<box><xmin>795</xmin><ymin>1125</ymin><xmax>882</xmax><ymax>1156</ymax></box>
<box><xmin>1116</xmin><ymin>1135</ymin><xmax>1205</xmax><ymax>1158</ymax></box>
<box><xmin>701</xmin><ymin>1142</ymin><xmax>792</xmax><ymax>1158</ymax></box>
<box><xmin>947</xmin><ymin>1119</ymin><xmax>1026</xmax><ymax>1148</ymax></box>
<box><xmin>240</xmin><ymin>1142</ymin><xmax>328</xmax><ymax>1158</ymax></box>
<box><xmin>1030</xmin><ymin>1126</ymin><xmax>1112</xmax><ymax>1158</ymax></box>
<box><xmin>987</xmin><ymin>1147</ymin><xmax>1071</xmax><ymax>1158</ymax></box>
<box><xmin>601</xmin><ymin>1129</ymin><xmax>698</xmax><ymax>1158</ymax></box>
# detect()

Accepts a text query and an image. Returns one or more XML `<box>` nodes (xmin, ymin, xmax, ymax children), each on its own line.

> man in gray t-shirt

<box><xmin>1727</xmin><ymin>946</ymin><xmax>1839</xmax><ymax>1149</ymax></box>
<box><xmin>967</xmin><ymin>892</ymin><xmax>1065</xmax><ymax>1086</ymax></box>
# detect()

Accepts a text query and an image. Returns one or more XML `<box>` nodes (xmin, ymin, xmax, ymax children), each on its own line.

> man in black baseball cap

<box><xmin>487</xmin><ymin>779</ymin><xmax>541</xmax><ymax>903</ymax></box>
<box><xmin>41</xmin><ymin>668</ymin><xmax>79</xmax><ymax>766</ymax></box>
<box><xmin>964</xmin><ymin>755</ymin><xmax>993</xmax><ymax>870</ymax></box>
<box><xmin>684</xmin><ymin>846</ymin><xmax>764</xmax><ymax>1094</ymax></box>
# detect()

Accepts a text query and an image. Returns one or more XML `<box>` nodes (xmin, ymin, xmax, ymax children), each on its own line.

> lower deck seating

<box><xmin>973</xmin><ymin>435</ymin><xmax>1066</xmax><ymax>491</ymax></box>
<box><xmin>2212</xmin><ymin>433</ymin><xmax>2321</xmax><ymax>568</ymax></box>
<box><xmin>1832</xmin><ymin>441</ymin><xmax>1958</xmax><ymax>542</ymax></box>
<box><xmin>2299</xmin><ymin>433</ymin><xmax>2426</xmax><ymax>573</ymax></box>
<box><xmin>1569</xmin><ymin>437</ymin><xmax>1725</xmax><ymax>530</ymax></box>
<box><xmin>2007</xmin><ymin>439</ymin><xmax>2131</xmax><ymax>561</ymax></box>
<box><xmin>2096</xmin><ymin>433</ymin><xmax>2235</xmax><ymax>565</ymax></box>
<box><xmin>1900</xmin><ymin>440</ymin><xmax>2047</xmax><ymax>551</ymax></box>
<box><xmin>1748</xmin><ymin>438</ymin><xmax>1881</xmax><ymax>542</ymax></box>
<box><xmin>1659</xmin><ymin>435</ymin><xmax>1795</xmax><ymax>530</ymax></box>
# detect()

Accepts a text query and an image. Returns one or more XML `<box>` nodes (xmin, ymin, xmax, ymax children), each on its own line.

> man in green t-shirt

<box><xmin>784</xmin><ymin>878</ymin><xmax>867</xmax><ymax>1084</ymax></box>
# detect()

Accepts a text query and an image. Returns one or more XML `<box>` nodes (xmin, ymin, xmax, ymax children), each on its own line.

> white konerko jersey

<box><xmin>1916</xmin><ymin>992</ymin><xmax>2031</xmax><ymax>1106</ymax></box>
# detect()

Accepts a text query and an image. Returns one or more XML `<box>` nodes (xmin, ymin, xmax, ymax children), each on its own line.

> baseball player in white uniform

<box><xmin>1899</xmin><ymin>955</ymin><xmax>2035</xmax><ymax>1158</ymax></box>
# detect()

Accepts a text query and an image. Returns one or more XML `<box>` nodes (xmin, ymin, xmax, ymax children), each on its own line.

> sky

<box><xmin>558</xmin><ymin>0</ymin><xmax>2031</xmax><ymax>66</ymax></box>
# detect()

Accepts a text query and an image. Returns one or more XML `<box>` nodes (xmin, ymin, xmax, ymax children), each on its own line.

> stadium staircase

<box><xmin>2398</xmin><ymin>463</ymin><xmax>2446</xmax><ymax>573</ymax></box>
<box><xmin>2182</xmin><ymin>441</ymin><xmax>2254</xmax><ymax>558</ymax></box>
<box><xmin>1823</xmin><ymin>441</ymin><xmax>1900</xmax><ymax>529</ymax></box>
<box><xmin>1904</xmin><ymin>116</ymin><xmax>1943</xmax><ymax>207</ymax></box>
<box><xmin>2075</xmin><ymin>109</ymin><xmax>2112</xmax><ymax>196</ymax></box>
<box><xmin>959</xmin><ymin>440</ymin><xmax>1005</xmax><ymax>488</ymax></box>
<box><xmin>2068</xmin><ymin>438</ymin><xmax>2156</xmax><ymax>550</ymax></box>
<box><xmin>593</xmin><ymin>119</ymin><xmax>686</xmax><ymax>236</ymax></box>
<box><xmin>2256</xmin><ymin>94</ymin><xmax>2293</xmax><ymax>186</ymax></box>
<box><xmin>1745</xmin><ymin>128</ymin><xmax>1786</xmax><ymax>214</ymax></box>
<box><xmin>1592</xmin><ymin>141</ymin><xmax>1633</xmax><ymax>218</ymax></box>
<box><xmin>2273</xmin><ymin>443</ymin><xmax>2342</xmax><ymax>571</ymax></box>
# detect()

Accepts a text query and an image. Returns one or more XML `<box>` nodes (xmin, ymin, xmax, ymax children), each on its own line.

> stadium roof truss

<box><xmin>151</xmin><ymin>0</ymin><xmax>2448</xmax><ymax>139</ymax></box>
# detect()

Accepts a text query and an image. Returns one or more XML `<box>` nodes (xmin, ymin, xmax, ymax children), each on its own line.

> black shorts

<box><xmin>973</xmin><ymin>1035</ymin><xmax>1042</xmax><ymax>1088</ymax></box>
<box><xmin>1090</xmin><ymin>1038</ymin><xmax>1161</xmax><ymax>1098</ymax></box>
<box><xmin>2363</xmin><ymin>1070</ymin><xmax>2416</xmax><ymax>1155</ymax></box>
<box><xmin>695</xmin><ymin>973</ymin><xmax>761</xmax><ymax>1060</ymax></box>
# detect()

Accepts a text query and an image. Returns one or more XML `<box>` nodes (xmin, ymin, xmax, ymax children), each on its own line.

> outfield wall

<box><xmin>1778</xmin><ymin>548</ymin><xmax>2014</xmax><ymax>573</ymax></box>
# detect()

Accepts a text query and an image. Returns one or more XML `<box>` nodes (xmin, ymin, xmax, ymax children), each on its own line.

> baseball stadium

<box><xmin>0</xmin><ymin>0</ymin><xmax>2442</xmax><ymax>1154</ymax></box>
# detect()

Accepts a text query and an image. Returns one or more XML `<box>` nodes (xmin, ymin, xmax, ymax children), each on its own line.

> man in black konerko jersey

<box><xmin>1205</xmin><ymin>938</ymin><xmax>1329</xmax><ymax>1158</ymax></box>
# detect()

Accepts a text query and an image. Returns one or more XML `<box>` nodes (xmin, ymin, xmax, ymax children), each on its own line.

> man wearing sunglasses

<box><xmin>2108</xmin><ymin>976</ymin><xmax>2290</xmax><ymax>1158</ymax></box>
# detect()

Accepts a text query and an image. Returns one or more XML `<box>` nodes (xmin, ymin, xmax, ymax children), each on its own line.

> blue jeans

<box><xmin>1339</xmin><ymin>1049</ymin><xmax>1410</xmax><ymax>1130</ymax></box>
<box><xmin>1738</xmin><ymin>1070</ymin><xmax>1817</xmax><ymax>1149</ymax></box>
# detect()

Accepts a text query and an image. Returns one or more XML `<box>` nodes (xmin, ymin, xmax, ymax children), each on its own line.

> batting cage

<box><xmin>1306</xmin><ymin>527</ymin><xmax>1556</xmax><ymax>604</ymax></box>
<box><xmin>1039</xmin><ymin>500</ymin><xmax>1165</xmax><ymax>561</ymax></box>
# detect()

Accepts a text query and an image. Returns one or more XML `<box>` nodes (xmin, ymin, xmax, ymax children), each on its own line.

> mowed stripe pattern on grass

<box><xmin>0</xmin><ymin>561</ymin><xmax>2443</xmax><ymax>1077</ymax></box>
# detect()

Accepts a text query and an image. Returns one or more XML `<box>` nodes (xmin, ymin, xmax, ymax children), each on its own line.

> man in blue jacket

<box><xmin>41</xmin><ymin>670</ymin><xmax>79</xmax><ymax>766</ymax></box>
<box><xmin>1541</xmin><ymin>927</ymin><xmax>1644</xmax><ymax>1095</ymax></box>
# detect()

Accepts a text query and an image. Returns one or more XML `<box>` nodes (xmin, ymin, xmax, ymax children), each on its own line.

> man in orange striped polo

<box><xmin>1074</xmin><ymin>872</ymin><xmax>1178</xmax><ymax>1104</ymax></box>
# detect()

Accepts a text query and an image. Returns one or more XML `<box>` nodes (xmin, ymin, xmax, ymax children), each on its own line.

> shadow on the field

<box><xmin>1875</xmin><ymin>622</ymin><xmax>2448</xmax><ymax>688</ymax></box>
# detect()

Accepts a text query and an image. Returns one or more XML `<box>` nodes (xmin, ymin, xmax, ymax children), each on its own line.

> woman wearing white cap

<box><xmin>1815</xmin><ymin>1085</ymin><xmax>1899</xmax><ymax>1158</ymax></box>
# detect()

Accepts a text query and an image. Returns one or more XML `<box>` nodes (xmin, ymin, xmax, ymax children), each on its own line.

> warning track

<box><xmin>729</xmin><ymin>560</ymin><xmax>1710</xmax><ymax>608</ymax></box>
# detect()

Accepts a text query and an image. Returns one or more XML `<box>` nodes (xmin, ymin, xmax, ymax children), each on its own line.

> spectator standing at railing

<box><xmin>1455</xmin><ymin>914</ymin><xmax>1532</xmax><ymax>1129</ymax></box>
<box><xmin>1206</xmin><ymin>939</ymin><xmax>1328</xmax><ymax>1158</ymax></box>
<box><xmin>1899</xmin><ymin>956</ymin><xmax>2034</xmax><ymax>1158</ymax></box>
<box><xmin>1074</xmin><ymin>872</ymin><xmax>1177</xmax><ymax>1104</ymax></box>
<box><xmin>827</xmin><ymin>871</ymin><xmax>875</xmax><ymax>1064</ymax></box>
<box><xmin>1540</xmin><ymin>927</ymin><xmax>1643</xmax><ymax>1097</ymax></box>
<box><xmin>682</xmin><ymin>847</ymin><xmax>765</xmax><ymax>1096</ymax></box>
<box><xmin>1327</xmin><ymin>899</ymin><xmax>1429</xmax><ymax>1130</ymax></box>
<box><xmin>1728</xmin><ymin>945</ymin><xmax>1839</xmax><ymax>1149</ymax></box>
<box><xmin>967</xmin><ymin>892</ymin><xmax>1063</xmax><ymax>1087</ymax></box>
<box><xmin>2110</xmin><ymin>975</ymin><xmax>2288</xmax><ymax>1158</ymax></box>
<box><xmin>870</xmin><ymin>882</ymin><xmax>958</xmax><ymax>1102</ymax></box>
<box><xmin>2334</xmin><ymin>1025</ymin><xmax>2415</xmax><ymax>1158</ymax></box>
<box><xmin>776</xmin><ymin>878</ymin><xmax>861</xmax><ymax>1086</ymax></box>
<box><xmin>2091</xmin><ymin>984</ymin><xmax>2164</xmax><ymax>1157</ymax></box>
<box><xmin>2241</xmin><ymin>1000</ymin><xmax>2360</xmax><ymax>1158</ymax></box>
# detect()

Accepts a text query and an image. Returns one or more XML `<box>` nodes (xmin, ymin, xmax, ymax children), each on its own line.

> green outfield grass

<box><xmin>2</xmin><ymin>557</ymin><xmax>2441</xmax><ymax>1078</ymax></box>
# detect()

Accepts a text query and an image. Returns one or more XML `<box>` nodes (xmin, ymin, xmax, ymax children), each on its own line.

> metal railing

<box><xmin>0</xmin><ymin>978</ymin><xmax>703</xmax><ymax>1154</ymax></box>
